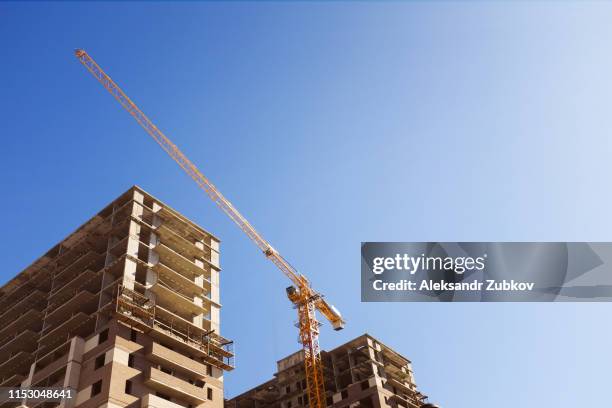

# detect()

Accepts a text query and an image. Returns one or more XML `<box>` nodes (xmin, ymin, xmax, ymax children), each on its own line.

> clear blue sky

<box><xmin>1</xmin><ymin>1</ymin><xmax>611</xmax><ymax>406</ymax></box>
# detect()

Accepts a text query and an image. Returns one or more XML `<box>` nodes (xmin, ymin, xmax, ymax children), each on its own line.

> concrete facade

<box><xmin>0</xmin><ymin>186</ymin><xmax>234</xmax><ymax>408</ymax></box>
<box><xmin>226</xmin><ymin>334</ymin><xmax>428</xmax><ymax>408</ymax></box>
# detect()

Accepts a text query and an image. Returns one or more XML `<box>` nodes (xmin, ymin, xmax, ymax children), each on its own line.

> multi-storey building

<box><xmin>0</xmin><ymin>186</ymin><xmax>234</xmax><ymax>408</ymax></box>
<box><xmin>226</xmin><ymin>334</ymin><xmax>431</xmax><ymax>408</ymax></box>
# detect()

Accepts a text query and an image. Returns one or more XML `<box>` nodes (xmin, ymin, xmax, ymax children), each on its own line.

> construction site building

<box><xmin>0</xmin><ymin>186</ymin><xmax>234</xmax><ymax>408</ymax></box>
<box><xmin>226</xmin><ymin>334</ymin><xmax>428</xmax><ymax>408</ymax></box>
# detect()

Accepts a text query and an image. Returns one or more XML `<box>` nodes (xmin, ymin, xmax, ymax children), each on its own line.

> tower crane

<box><xmin>74</xmin><ymin>49</ymin><xmax>345</xmax><ymax>408</ymax></box>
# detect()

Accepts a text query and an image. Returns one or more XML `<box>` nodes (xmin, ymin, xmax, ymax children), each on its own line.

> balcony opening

<box><xmin>98</xmin><ymin>329</ymin><xmax>109</xmax><ymax>344</ymax></box>
<box><xmin>125</xmin><ymin>380</ymin><xmax>133</xmax><ymax>395</ymax></box>
<box><xmin>91</xmin><ymin>380</ymin><xmax>102</xmax><ymax>397</ymax></box>
<box><xmin>94</xmin><ymin>354</ymin><xmax>105</xmax><ymax>370</ymax></box>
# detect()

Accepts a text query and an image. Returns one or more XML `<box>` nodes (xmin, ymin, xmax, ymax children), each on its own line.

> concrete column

<box><xmin>60</xmin><ymin>337</ymin><xmax>85</xmax><ymax>408</ymax></box>
<box><xmin>210</xmin><ymin>268</ymin><xmax>220</xmax><ymax>304</ymax></box>
<box><xmin>145</xmin><ymin>202</ymin><xmax>162</xmax><ymax>301</ymax></box>
<box><xmin>123</xmin><ymin>256</ymin><xmax>137</xmax><ymax>291</ymax></box>
<box><xmin>195</xmin><ymin>240</ymin><xmax>205</xmax><ymax>252</ymax></box>
<box><xmin>124</xmin><ymin>225</ymin><xmax>142</xmax><ymax>290</ymax></box>
<box><xmin>330</xmin><ymin>352</ymin><xmax>340</xmax><ymax>391</ymax></box>
<box><xmin>210</xmin><ymin>305</ymin><xmax>220</xmax><ymax>333</ymax></box>
<box><xmin>126</xmin><ymin>218</ymin><xmax>141</xmax><ymax>257</ymax></box>
<box><xmin>104</xmin><ymin>235</ymin><xmax>118</xmax><ymax>266</ymax></box>
<box><xmin>209</xmin><ymin>267</ymin><xmax>220</xmax><ymax>333</ymax></box>
<box><xmin>151</xmin><ymin>201</ymin><xmax>162</xmax><ymax>228</ymax></box>
<box><xmin>18</xmin><ymin>361</ymin><xmax>36</xmax><ymax>407</ymax></box>
<box><xmin>348</xmin><ymin>351</ymin><xmax>356</xmax><ymax>382</ymax></box>
<box><xmin>193</xmin><ymin>259</ymin><xmax>206</xmax><ymax>328</ymax></box>
<box><xmin>145</xmin><ymin>230</ymin><xmax>159</xmax><ymax>287</ymax></box>
<box><xmin>210</xmin><ymin>240</ymin><xmax>220</xmax><ymax>268</ymax></box>
<box><xmin>194</xmin><ymin>268</ymin><xmax>205</xmax><ymax>291</ymax></box>
<box><xmin>193</xmin><ymin>295</ymin><xmax>205</xmax><ymax>328</ymax></box>
<box><xmin>123</xmin><ymin>197</ymin><xmax>144</xmax><ymax>290</ymax></box>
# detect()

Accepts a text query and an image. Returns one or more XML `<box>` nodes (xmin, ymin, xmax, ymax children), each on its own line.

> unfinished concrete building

<box><xmin>0</xmin><ymin>186</ymin><xmax>234</xmax><ymax>408</ymax></box>
<box><xmin>226</xmin><ymin>334</ymin><xmax>428</xmax><ymax>408</ymax></box>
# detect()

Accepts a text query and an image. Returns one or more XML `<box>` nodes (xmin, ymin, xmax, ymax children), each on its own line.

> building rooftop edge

<box><xmin>274</xmin><ymin>333</ymin><xmax>412</xmax><ymax>366</ymax></box>
<box><xmin>228</xmin><ymin>333</ymin><xmax>414</xmax><ymax>401</ymax></box>
<box><xmin>132</xmin><ymin>184</ymin><xmax>220</xmax><ymax>242</ymax></box>
<box><xmin>0</xmin><ymin>185</ymin><xmax>220</xmax><ymax>295</ymax></box>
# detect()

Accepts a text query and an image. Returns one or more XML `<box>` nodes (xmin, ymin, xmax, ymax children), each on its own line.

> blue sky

<box><xmin>2</xmin><ymin>1</ymin><xmax>612</xmax><ymax>406</ymax></box>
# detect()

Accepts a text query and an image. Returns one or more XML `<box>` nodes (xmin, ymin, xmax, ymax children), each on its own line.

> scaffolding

<box><xmin>115</xmin><ymin>284</ymin><xmax>234</xmax><ymax>371</ymax></box>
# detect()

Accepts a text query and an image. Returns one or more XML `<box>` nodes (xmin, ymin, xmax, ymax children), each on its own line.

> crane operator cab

<box><xmin>329</xmin><ymin>305</ymin><xmax>344</xmax><ymax>331</ymax></box>
<box><xmin>285</xmin><ymin>286</ymin><xmax>345</xmax><ymax>331</ymax></box>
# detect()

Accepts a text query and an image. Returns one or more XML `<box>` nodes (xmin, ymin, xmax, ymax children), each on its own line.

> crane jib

<box><xmin>75</xmin><ymin>49</ymin><xmax>344</xmax><ymax>408</ymax></box>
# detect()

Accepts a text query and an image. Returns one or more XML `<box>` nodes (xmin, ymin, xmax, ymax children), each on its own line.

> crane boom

<box><xmin>75</xmin><ymin>49</ymin><xmax>344</xmax><ymax>408</ymax></box>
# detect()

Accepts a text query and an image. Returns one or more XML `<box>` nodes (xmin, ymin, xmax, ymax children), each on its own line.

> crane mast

<box><xmin>74</xmin><ymin>49</ymin><xmax>344</xmax><ymax>408</ymax></box>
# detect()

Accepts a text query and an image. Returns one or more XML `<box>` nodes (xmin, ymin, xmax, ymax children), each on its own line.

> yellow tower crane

<box><xmin>74</xmin><ymin>49</ymin><xmax>345</xmax><ymax>408</ymax></box>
